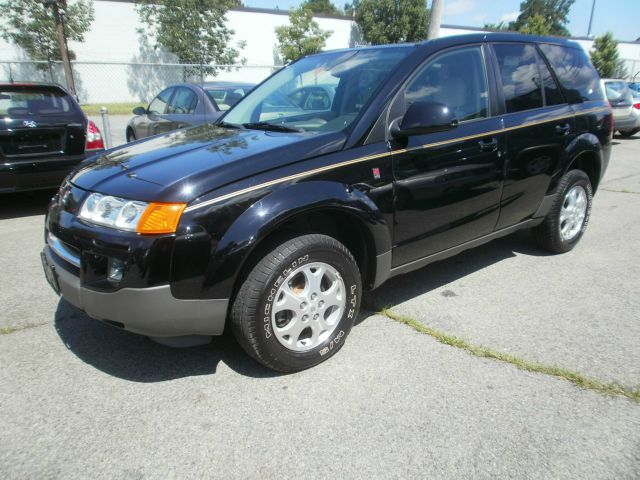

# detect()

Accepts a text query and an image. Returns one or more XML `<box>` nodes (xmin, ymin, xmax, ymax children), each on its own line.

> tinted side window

<box><xmin>404</xmin><ymin>45</ymin><xmax>489</xmax><ymax>122</ymax></box>
<box><xmin>169</xmin><ymin>87</ymin><xmax>198</xmax><ymax>114</ymax></box>
<box><xmin>148</xmin><ymin>88</ymin><xmax>174</xmax><ymax>114</ymax></box>
<box><xmin>538</xmin><ymin>52</ymin><xmax>564</xmax><ymax>106</ymax></box>
<box><xmin>539</xmin><ymin>44</ymin><xmax>603</xmax><ymax>103</ymax></box>
<box><xmin>494</xmin><ymin>44</ymin><xmax>542</xmax><ymax>113</ymax></box>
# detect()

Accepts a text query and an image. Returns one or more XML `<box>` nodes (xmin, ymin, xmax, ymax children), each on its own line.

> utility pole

<box><xmin>47</xmin><ymin>0</ymin><xmax>76</xmax><ymax>96</ymax></box>
<box><xmin>427</xmin><ymin>0</ymin><xmax>444</xmax><ymax>40</ymax></box>
<box><xmin>587</xmin><ymin>0</ymin><xmax>596</xmax><ymax>37</ymax></box>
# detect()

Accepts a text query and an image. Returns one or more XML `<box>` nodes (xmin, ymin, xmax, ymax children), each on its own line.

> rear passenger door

<box><xmin>490</xmin><ymin>42</ymin><xmax>577</xmax><ymax>229</ymax></box>
<box><xmin>391</xmin><ymin>45</ymin><xmax>505</xmax><ymax>267</ymax></box>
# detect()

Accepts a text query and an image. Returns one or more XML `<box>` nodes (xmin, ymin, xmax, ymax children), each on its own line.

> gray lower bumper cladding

<box><xmin>43</xmin><ymin>246</ymin><xmax>228</xmax><ymax>338</ymax></box>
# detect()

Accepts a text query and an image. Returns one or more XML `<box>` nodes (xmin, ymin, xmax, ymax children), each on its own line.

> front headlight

<box><xmin>79</xmin><ymin>193</ymin><xmax>186</xmax><ymax>234</ymax></box>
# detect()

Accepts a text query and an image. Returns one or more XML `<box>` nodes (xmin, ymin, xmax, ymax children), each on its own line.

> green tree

<box><xmin>511</xmin><ymin>0</ymin><xmax>575</xmax><ymax>36</ymax></box>
<box><xmin>483</xmin><ymin>21</ymin><xmax>510</xmax><ymax>31</ymax></box>
<box><xmin>275</xmin><ymin>7</ymin><xmax>332</xmax><ymax>63</ymax></box>
<box><xmin>302</xmin><ymin>0</ymin><xmax>341</xmax><ymax>15</ymax></box>
<box><xmin>136</xmin><ymin>0</ymin><xmax>244</xmax><ymax>76</ymax></box>
<box><xmin>0</xmin><ymin>0</ymin><xmax>94</xmax><ymax>64</ymax></box>
<box><xmin>343</xmin><ymin>1</ymin><xmax>359</xmax><ymax>17</ymax></box>
<box><xmin>590</xmin><ymin>32</ymin><xmax>627</xmax><ymax>78</ymax></box>
<box><xmin>354</xmin><ymin>0</ymin><xmax>430</xmax><ymax>45</ymax></box>
<box><xmin>519</xmin><ymin>13</ymin><xmax>551</xmax><ymax>35</ymax></box>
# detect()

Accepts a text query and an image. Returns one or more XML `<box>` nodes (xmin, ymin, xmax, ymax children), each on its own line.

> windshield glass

<box><xmin>222</xmin><ymin>47</ymin><xmax>412</xmax><ymax>133</ymax></box>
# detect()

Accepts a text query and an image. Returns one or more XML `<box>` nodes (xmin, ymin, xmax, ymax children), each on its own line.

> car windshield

<box><xmin>221</xmin><ymin>47</ymin><xmax>412</xmax><ymax>133</ymax></box>
<box><xmin>0</xmin><ymin>88</ymin><xmax>76</xmax><ymax>117</ymax></box>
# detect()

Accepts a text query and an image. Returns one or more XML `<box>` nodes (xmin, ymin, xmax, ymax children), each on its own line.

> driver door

<box><xmin>391</xmin><ymin>44</ymin><xmax>506</xmax><ymax>267</ymax></box>
<box><xmin>144</xmin><ymin>87</ymin><xmax>175</xmax><ymax>137</ymax></box>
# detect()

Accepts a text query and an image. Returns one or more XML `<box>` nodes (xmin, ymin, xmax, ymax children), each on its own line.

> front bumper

<box><xmin>42</xmin><ymin>244</ymin><xmax>229</xmax><ymax>338</ymax></box>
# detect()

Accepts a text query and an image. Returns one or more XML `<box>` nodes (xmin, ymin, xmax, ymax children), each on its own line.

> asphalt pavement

<box><xmin>89</xmin><ymin>114</ymin><xmax>131</xmax><ymax>148</ymax></box>
<box><xmin>0</xmin><ymin>135</ymin><xmax>639</xmax><ymax>479</ymax></box>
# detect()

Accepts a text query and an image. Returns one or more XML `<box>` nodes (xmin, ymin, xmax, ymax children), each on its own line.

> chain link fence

<box><xmin>623</xmin><ymin>59</ymin><xmax>640</xmax><ymax>81</ymax></box>
<box><xmin>4</xmin><ymin>58</ymin><xmax>640</xmax><ymax>104</ymax></box>
<box><xmin>0</xmin><ymin>60</ymin><xmax>279</xmax><ymax>104</ymax></box>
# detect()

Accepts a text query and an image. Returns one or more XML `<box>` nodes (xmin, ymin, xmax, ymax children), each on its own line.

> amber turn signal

<box><xmin>137</xmin><ymin>203</ymin><xmax>186</xmax><ymax>234</ymax></box>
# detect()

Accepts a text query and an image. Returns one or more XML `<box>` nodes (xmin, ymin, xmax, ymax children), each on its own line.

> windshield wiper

<box><xmin>217</xmin><ymin>121</ymin><xmax>242</xmax><ymax>129</ymax></box>
<box><xmin>242</xmin><ymin>121</ymin><xmax>304</xmax><ymax>133</ymax></box>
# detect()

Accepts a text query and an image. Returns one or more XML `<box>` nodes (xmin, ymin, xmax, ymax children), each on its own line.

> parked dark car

<box><xmin>0</xmin><ymin>83</ymin><xmax>104</xmax><ymax>193</ymax></box>
<box><xmin>126</xmin><ymin>81</ymin><xmax>254</xmax><ymax>142</ymax></box>
<box><xmin>628</xmin><ymin>81</ymin><xmax>640</xmax><ymax>93</ymax></box>
<box><xmin>42</xmin><ymin>33</ymin><xmax>611</xmax><ymax>372</ymax></box>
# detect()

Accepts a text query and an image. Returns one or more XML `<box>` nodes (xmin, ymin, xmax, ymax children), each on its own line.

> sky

<box><xmin>243</xmin><ymin>0</ymin><xmax>639</xmax><ymax>42</ymax></box>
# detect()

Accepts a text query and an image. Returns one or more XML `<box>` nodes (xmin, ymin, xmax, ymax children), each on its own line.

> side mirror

<box><xmin>391</xmin><ymin>101</ymin><xmax>458</xmax><ymax>138</ymax></box>
<box><xmin>132</xmin><ymin>106</ymin><xmax>146</xmax><ymax>116</ymax></box>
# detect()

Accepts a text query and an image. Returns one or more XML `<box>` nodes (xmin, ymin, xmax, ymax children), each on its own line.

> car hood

<box><xmin>70</xmin><ymin>124</ymin><xmax>345</xmax><ymax>203</ymax></box>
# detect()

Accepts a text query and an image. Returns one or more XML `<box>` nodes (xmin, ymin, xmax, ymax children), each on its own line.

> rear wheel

<box><xmin>231</xmin><ymin>234</ymin><xmax>361</xmax><ymax>372</ymax></box>
<box><xmin>533</xmin><ymin>169</ymin><xmax>592</xmax><ymax>253</ymax></box>
<box><xmin>126</xmin><ymin>128</ymin><xmax>136</xmax><ymax>143</ymax></box>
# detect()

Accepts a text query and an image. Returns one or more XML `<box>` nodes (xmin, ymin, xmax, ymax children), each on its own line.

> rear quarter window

<box><xmin>539</xmin><ymin>44</ymin><xmax>603</xmax><ymax>103</ymax></box>
<box><xmin>494</xmin><ymin>43</ymin><xmax>543</xmax><ymax>113</ymax></box>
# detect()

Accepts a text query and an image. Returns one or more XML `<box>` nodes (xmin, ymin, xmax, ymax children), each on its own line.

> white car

<box><xmin>602</xmin><ymin>78</ymin><xmax>640</xmax><ymax>136</ymax></box>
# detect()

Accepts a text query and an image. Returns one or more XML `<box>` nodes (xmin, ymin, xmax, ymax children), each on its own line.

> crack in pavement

<box><xmin>601</xmin><ymin>188</ymin><xmax>640</xmax><ymax>194</ymax></box>
<box><xmin>0</xmin><ymin>322</ymin><xmax>49</xmax><ymax>335</ymax></box>
<box><xmin>375</xmin><ymin>307</ymin><xmax>640</xmax><ymax>404</ymax></box>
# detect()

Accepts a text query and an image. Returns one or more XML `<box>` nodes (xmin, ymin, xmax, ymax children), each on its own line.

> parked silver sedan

<box><xmin>126</xmin><ymin>81</ymin><xmax>254</xmax><ymax>142</ymax></box>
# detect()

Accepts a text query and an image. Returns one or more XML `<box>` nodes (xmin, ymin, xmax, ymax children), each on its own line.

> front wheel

<box><xmin>231</xmin><ymin>234</ymin><xmax>362</xmax><ymax>372</ymax></box>
<box><xmin>126</xmin><ymin>128</ymin><xmax>136</xmax><ymax>143</ymax></box>
<box><xmin>533</xmin><ymin>169</ymin><xmax>593</xmax><ymax>253</ymax></box>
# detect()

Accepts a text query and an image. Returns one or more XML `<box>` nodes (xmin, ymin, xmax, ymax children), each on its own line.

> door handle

<box><xmin>478</xmin><ymin>138</ymin><xmax>498</xmax><ymax>152</ymax></box>
<box><xmin>555</xmin><ymin>123</ymin><xmax>571</xmax><ymax>135</ymax></box>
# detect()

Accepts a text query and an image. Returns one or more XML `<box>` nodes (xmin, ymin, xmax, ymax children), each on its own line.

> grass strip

<box><xmin>380</xmin><ymin>307</ymin><xmax>640</xmax><ymax>404</ymax></box>
<box><xmin>0</xmin><ymin>322</ymin><xmax>48</xmax><ymax>335</ymax></box>
<box><xmin>601</xmin><ymin>187</ymin><xmax>640</xmax><ymax>195</ymax></box>
<box><xmin>80</xmin><ymin>103</ymin><xmax>140</xmax><ymax>116</ymax></box>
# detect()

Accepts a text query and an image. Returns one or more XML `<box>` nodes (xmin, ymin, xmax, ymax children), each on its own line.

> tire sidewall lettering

<box><xmin>258</xmin><ymin>249</ymin><xmax>360</xmax><ymax>359</ymax></box>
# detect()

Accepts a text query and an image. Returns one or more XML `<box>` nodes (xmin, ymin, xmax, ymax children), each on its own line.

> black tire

<box><xmin>619</xmin><ymin>128</ymin><xmax>639</xmax><ymax>137</ymax></box>
<box><xmin>126</xmin><ymin>128</ymin><xmax>136</xmax><ymax>143</ymax></box>
<box><xmin>533</xmin><ymin>169</ymin><xmax>593</xmax><ymax>254</ymax></box>
<box><xmin>231</xmin><ymin>234</ymin><xmax>361</xmax><ymax>372</ymax></box>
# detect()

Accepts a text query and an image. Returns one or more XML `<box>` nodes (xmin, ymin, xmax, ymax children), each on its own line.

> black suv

<box><xmin>41</xmin><ymin>34</ymin><xmax>612</xmax><ymax>372</ymax></box>
<box><xmin>1</xmin><ymin>83</ymin><xmax>105</xmax><ymax>193</ymax></box>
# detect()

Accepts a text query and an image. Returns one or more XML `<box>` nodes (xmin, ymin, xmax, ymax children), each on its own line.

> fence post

<box><xmin>99</xmin><ymin>106</ymin><xmax>112</xmax><ymax>149</ymax></box>
<box><xmin>48</xmin><ymin>60</ymin><xmax>54</xmax><ymax>83</ymax></box>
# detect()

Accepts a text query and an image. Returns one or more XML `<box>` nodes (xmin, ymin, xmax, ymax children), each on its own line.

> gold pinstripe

<box><xmin>184</xmin><ymin>106</ymin><xmax>610</xmax><ymax>213</ymax></box>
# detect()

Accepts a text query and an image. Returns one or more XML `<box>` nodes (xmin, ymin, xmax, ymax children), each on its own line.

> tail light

<box><xmin>633</xmin><ymin>103</ymin><xmax>640</xmax><ymax>109</ymax></box>
<box><xmin>85</xmin><ymin>120</ymin><xmax>105</xmax><ymax>151</ymax></box>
